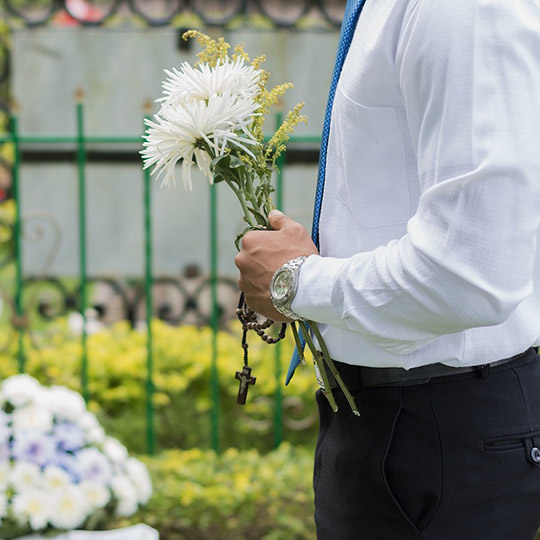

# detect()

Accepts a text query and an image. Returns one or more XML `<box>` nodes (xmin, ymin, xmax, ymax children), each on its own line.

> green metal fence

<box><xmin>0</xmin><ymin>96</ymin><xmax>320</xmax><ymax>454</ymax></box>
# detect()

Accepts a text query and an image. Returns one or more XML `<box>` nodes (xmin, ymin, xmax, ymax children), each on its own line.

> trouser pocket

<box><xmin>483</xmin><ymin>429</ymin><xmax>540</xmax><ymax>467</ymax></box>
<box><xmin>383</xmin><ymin>386</ymin><xmax>442</xmax><ymax>531</ymax></box>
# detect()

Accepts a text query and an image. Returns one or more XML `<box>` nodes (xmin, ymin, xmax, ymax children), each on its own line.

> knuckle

<box><xmin>242</xmin><ymin>232</ymin><xmax>255</xmax><ymax>246</ymax></box>
<box><xmin>234</xmin><ymin>253</ymin><xmax>244</xmax><ymax>269</ymax></box>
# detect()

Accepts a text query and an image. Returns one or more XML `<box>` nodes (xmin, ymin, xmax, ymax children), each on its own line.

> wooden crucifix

<box><xmin>235</xmin><ymin>365</ymin><xmax>256</xmax><ymax>405</ymax></box>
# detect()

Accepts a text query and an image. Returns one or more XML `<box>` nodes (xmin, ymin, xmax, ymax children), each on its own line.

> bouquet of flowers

<box><xmin>0</xmin><ymin>375</ymin><xmax>152</xmax><ymax>539</ymax></box>
<box><xmin>142</xmin><ymin>32</ymin><xmax>359</xmax><ymax>415</ymax></box>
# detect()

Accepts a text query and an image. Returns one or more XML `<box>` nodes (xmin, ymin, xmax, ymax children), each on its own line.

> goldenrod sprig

<box><xmin>182</xmin><ymin>30</ymin><xmax>230</xmax><ymax>67</ymax></box>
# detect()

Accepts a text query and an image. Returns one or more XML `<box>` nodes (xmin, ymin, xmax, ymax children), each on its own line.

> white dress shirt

<box><xmin>292</xmin><ymin>0</ymin><xmax>540</xmax><ymax>368</ymax></box>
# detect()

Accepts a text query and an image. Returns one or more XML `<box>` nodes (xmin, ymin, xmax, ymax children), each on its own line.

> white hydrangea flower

<box><xmin>46</xmin><ymin>385</ymin><xmax>87</xmax><ymax>422</ymax></box>
<box><xmin>77</xmin><ymin>447</ymin><xmax>113</xmax><ymax>485</ymax></box>
<box><xmin>10</xmin><ymin>461</ymin><xmax>42</xmax><ymax>492</ymax></box>
<box><xmin>78</xmin><ymin>411</ymin><xmax>105</xmax><ymax>444</ymax></box>
<box><xmin>0</xmin><ymin>410</ymin><xmax>10</xmax><ymax>426</ymax></box>
<box><xmin>102</xmin><ymin>436</ymin><xmax>128</xmax><ymax>464</ymax></box>
<box><xmin>126</xmin><ymin>457</ymin><xmax>152</xmax><ymax>504</ymax></box>
<box><xmin>12</xmin><ymin>491</ymin><xmax>51</xmax><ymax>530</ymax></box>
<box><xmin>0</xmin><ymin>424</ymin><xmax>11</xmax><ymax>461</ymax></box>
<box><xmin>158</xmin><ymin>58</ymin><xmax>261</xmax><ymax>111</ymax></box>
<box><xmin>0</xmin><ymin>461</ymin><xmax>11</xmax><ymax>491</ymax></box>
<box><xmin>0</xmin><ymin>375</ymin><xmax>42</xmax><ymax>408</ymax></box>
<box><xmin>112</xmin><ymin>475</ymin><xmax>138</xmax><ymax>517</ymax></box>
<box><xmin>43</xmin><ymin>465</ymin><xmax>72</xmax><ymax>493</ymax></box>
<box><xmin>80</xmin><ymin>480</ymin><xmax>111</xmax><ymax>509</ymax></box>
<box><xmin>49</xmin><ymin>485</ymin><xmax>89</xmax><ymax>530</ymax></box>
<box><xmin>12</xmin><ymin>405</ymin><xmax>53</xmax><ymax>433</ymax></box>
<box><xmin>12</xmin><ymin>431</ymin><xmax>56</xmax><ymax>467</ymax></box>
<box><xmin>1</xmin><ymin>375</ymin><xmax>151</xmax><ymax>532</ymax></box>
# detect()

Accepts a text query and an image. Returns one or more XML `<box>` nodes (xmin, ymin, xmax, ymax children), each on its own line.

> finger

<box><xmin>268</xmin><ymin>209</ymin><xmax>295</xmax><ymax>231</ymax></box>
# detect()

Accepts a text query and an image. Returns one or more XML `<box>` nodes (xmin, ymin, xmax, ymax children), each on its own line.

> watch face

<box><xmin>273</xmin><ymin>271</ymin><xmax>292</xmax><ymax>301</ymax></box>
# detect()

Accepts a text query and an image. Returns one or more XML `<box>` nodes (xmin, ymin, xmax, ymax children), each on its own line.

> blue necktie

<box><xmin>286</xmin><ymin>0</ymin><xmax>367</xmax><ymax>385</ymax></box>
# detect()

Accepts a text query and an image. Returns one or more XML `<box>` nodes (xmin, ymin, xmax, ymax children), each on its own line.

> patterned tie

<box><xmin>286</xmin><ymin>0</ymin><xmax>367</xmax><ymax>385</ymax></box>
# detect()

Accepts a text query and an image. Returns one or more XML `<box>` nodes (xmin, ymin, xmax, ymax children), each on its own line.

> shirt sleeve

<box><xmin>291</xmin><ymin>0</ymin><xmax>540</xmax><ymax>355</ymax></box>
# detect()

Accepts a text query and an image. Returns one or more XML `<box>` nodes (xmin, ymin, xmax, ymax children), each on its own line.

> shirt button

<box><xmin>531</xmin><ymin>447</ymin><xmax>540</xmax><ymax>464</ymax></box>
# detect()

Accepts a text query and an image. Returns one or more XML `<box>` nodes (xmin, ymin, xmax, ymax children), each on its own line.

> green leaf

<box><xmin>234</xmin><ymin>224</ymin><xmax>268</xmax><ymax>250</ymax></box>
<box><xmin>234</xmin><ymin>227</ymin><xmax>252</xmax><ymax>251</ymax></box>
<box><xmin>248</xmin><ymin>207</ymin><xmax>269</xmax><ymax>227</ymax></box>
<box><xmin>210</xmin><ymin>154</ymin><xmax>245</xmax><ymax>184</ymax></box>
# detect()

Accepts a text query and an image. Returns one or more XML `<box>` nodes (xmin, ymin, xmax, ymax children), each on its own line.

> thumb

<box><xmin>268</xmin><ymin>209</ymin><xmax>293</xmax><ymax>230</ymax></box>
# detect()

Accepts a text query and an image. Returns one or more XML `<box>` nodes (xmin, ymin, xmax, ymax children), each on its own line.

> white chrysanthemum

<box><xmin>12</xmin><ymin>491</ymin><xmax>50</xmax><ymax>530</ymax></box>
<box><xmin>10</xmin><ymin>461</ymin><xmax>42</xmax><ymax>492</ymax></box>
<box><xmin>142</xmin><ymin>91</ymin><xmax>260</xmax><ymax>191</ymax></box>
<box><xmin>125</xmin><ymin>457</ymin><xmax>152</xmax><ymax>504</ymax></box>
<box><xmin>49</xmin><ymin>485</ymin><xmax>89</xmax><ymax>530</ymax></box>
<box><xmin>43</xmin><ymin>465</ymin><xmax>72</xmax><ymax>493</ymax></box>
<box><xmin>12</xmin><ymin>431</ymin><xmax>55</xmax><ymax>467</ymax></box>
<box><xmin>102</xmin><ymin>436</ymin><xmax>128</xmax><ymax>465</ymax></box>
<box><xmin>0</xmin><ymin>374</ymin><xmax>42</xmax><ymax>407</ymax></box>
<box><xmin>78</xmin><ymin>411</ymin><xmax>105</xmax><ymax>444</ymax></box>
<box><xmin>80</xmin><ymin>480</ymin><xmax>111</xmax><ymax>509</ymax></box>
<box><xmin>112</xmin><ymin>475</ymin><xmax>138</xmax><ymax>517</ymax></box>
<box><xmin>0</xmin><ymin>410</ymin><xmax>9</xmax><ymax>426</ymax></box>
<box><xmin>0</xmin><ymin>424</ymin><xmax>11</xmax><ymax>461</ymax></box>
<box><xmin>0</xmin><ymin>461</ymin><xmax>10</xmax><ymax>491</ymax></box>
<box><xmin>46</xmin><ymin>385</ymin><xmax>87</xmax><ymax>422</ymax></box>
<box><xmin>77</xmin><ymin>447</ymin><xmax>113</xmax><ymax>485</ymax></box>
<box><xmin>12</xmin><ymin>405</ymin><xmax>53</xmax><ymax>433</ymax></box>
<box><xmin>158</xmin><ymin>58</ymin><xmax>261</xmax><ymax>111</ymax></box>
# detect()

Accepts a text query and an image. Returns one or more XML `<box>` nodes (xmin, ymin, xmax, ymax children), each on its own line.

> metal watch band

<box><xmin>270</xmin><ymin>256</ymin><xmax>307</xmax><ymax>320</ymax></box>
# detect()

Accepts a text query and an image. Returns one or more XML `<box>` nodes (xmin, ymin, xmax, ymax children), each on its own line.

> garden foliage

<box><xmin>0</xmin><ymin>319</ymin><xmax>319</xmax><ymax>453</ymax></box>
<box><xmin>113</xmin><ymin>444</ymin><xmax>316</xmax><ymax>540</ymax></box>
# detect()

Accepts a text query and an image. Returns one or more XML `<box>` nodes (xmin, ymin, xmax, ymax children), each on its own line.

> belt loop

<box><xmin>480</xmin><ymin>364</ymin><xmax>491</xmax><ymax>379</ymax></box>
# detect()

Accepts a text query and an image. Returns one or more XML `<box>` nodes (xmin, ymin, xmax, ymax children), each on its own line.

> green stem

<box><xmin>310</xmin><ymin>322</ymin><xmax>360</xmax><ymax>416</ymax></box>
<box><xmin>225</xmin><ymin>179</ymin><xmax>257</xmax><ymax>228</ymax></box>
<box><xmin>298</xmin><ymin>321</ymin><xmax>338</xmax><ymax>413</ymax></box>
<box><xmin>290</xmin><ymin>322</ymin><xmax>305</xmax><ymax>364</ymax></box>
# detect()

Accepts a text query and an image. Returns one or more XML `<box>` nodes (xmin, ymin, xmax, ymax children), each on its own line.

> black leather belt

<box><xmin>326</xmin><ymin>348</ymin><xmax>536</xmax><ymax>391</ymax></box>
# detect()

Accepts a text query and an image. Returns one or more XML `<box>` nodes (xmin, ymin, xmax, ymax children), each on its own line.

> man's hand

<box><xmin>235</xmin><ymin>210</ymin><xmax>318</xmax><ymax>321</ymax></box>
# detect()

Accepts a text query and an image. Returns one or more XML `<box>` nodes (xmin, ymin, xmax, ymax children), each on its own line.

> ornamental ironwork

<box><xmin>1</xmin><ymin>0</ymin><xmax>346</xmax><ymax>27</ymax></box>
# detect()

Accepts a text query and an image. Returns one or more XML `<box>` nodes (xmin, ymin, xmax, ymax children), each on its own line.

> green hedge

<box><xmin>112</xmin><ymin>444</ymin><xmax>316</xmax><ymax>540</ymax></box>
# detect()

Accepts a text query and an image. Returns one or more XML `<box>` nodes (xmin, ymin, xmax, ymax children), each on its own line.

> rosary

<box><xmin>234</xmin><ymin>292</ymin><xmax>287</xmax><ymax>405</ymax></box>
<box><xmin>234</xmin><ymin>293</ymin><xmax>360</xmax><ymax>415</ymax></box>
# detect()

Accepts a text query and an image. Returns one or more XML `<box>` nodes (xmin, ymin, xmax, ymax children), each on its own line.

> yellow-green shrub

<box><xmin>112</xmin><ymin>443</ymin><xmax>316</xmax><ymax>540</ymax></box>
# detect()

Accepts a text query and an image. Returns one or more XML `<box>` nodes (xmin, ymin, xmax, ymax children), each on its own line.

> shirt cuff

<box><xmin>291</xmin><ymin>254</ymin><xmax>349</xmax><ymax>323</ymax></box>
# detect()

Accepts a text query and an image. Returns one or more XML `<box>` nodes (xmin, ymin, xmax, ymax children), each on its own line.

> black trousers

<box><xmin>314</xmin><ymin>348</ymin><xmax>540</xmax><ymax>540</ymax></box>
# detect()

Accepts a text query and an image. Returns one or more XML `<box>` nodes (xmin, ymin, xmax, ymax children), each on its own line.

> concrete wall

<box><xmin>13</xmin><ymin>28</ymin><xmax>337</xmax><ymax>277</ymax></box>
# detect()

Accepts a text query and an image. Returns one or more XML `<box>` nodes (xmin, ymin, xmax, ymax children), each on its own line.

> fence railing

<box><xmin>0</xmin><ymin>96</ymin><xmax>321</xmax><ymax>454</ymax></box>
<box><xmin>1</xmin><ymin>0</ymin><xmax>346</xmax><ymax>28</ymax></box>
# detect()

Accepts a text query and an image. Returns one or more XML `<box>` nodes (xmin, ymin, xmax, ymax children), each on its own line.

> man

<box><xmin>235</xmin><ymin>0</ymin><xmax>540</xmax><ymax>538</ymax></box>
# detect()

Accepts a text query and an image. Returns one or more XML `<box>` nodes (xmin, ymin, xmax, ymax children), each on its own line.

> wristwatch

<box><xmin>269</xmin><ymin>256</ymin><xmax>308</xmax><ymax>320</ymax></box>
